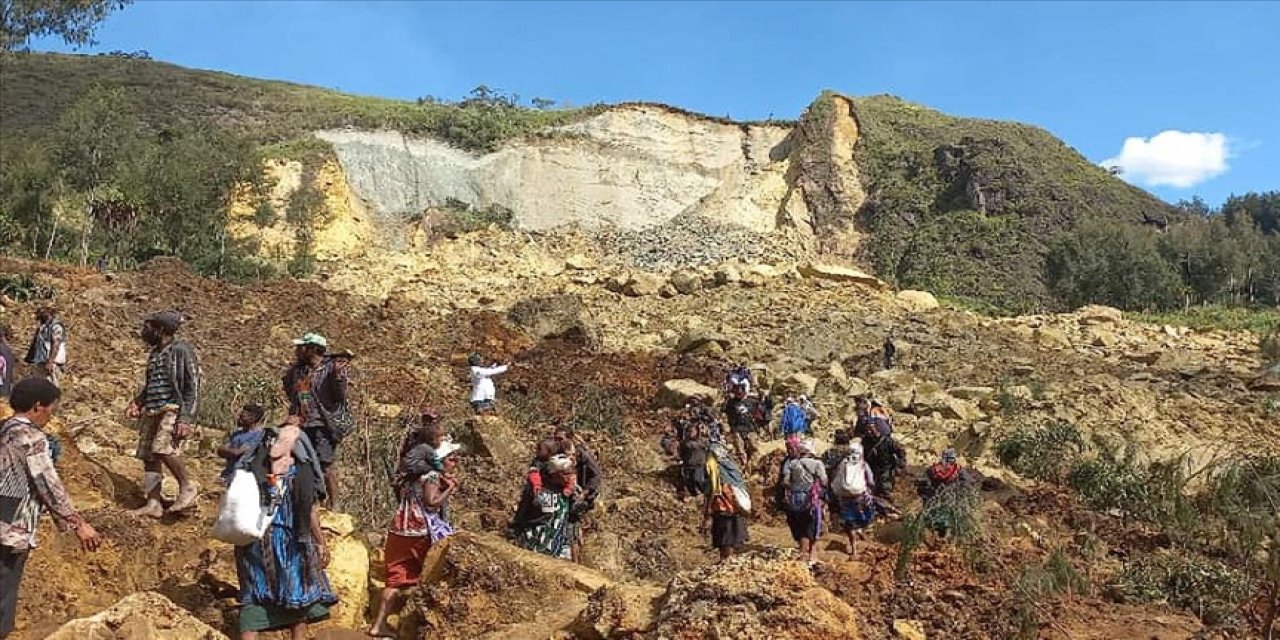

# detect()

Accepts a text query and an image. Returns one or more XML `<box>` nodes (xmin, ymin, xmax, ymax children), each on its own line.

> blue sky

<box><xmin>31</xmin><ymin>1</ymin><xmax>1280</xmax><ymax>206</ymax></box>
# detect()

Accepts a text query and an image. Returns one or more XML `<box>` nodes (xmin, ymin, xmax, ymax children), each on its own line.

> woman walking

<box><xmin>234</xmin><ymin>417</ymin><xmax>338</xmax><ymax>640</ymax></box>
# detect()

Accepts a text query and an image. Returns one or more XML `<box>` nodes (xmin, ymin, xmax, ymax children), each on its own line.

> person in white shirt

<box><xmin>468</xmin><ymin>353</ymin><xmax>509</xmax><ymax>414</ymax></box>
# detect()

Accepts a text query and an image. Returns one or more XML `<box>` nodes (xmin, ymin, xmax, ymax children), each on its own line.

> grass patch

<box><xmin>1109</xmin><ymin>552</ymin><xmax>1251</xmax><ymax>625</ymax></box>
<box><xmin>1132</xmin><ymin>305</ymin><xmax>1280</xmax><ymax>334</ymax></box>
<box><xmin>1</xmin><ymin>52</ymin><xmax>603</xmax><ymax>152</ymax></box>
<box><xmin>995</xmin><ymin>422</ymin><xmax>1085</xmax><ymax>483</ymax></box>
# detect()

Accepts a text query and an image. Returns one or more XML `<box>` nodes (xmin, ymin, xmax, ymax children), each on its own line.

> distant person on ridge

<box><xmin>1</xmin><ymin>378</ymin><xmax>102</xmax><ymax>639</ymax></box>
<box><xmin>883</xmin><ymin>334</ymin><xmax>897</xmax><ymax>371</ymax></box>
<box><xmin>467</xmin><ymin>353</ymin><xmax>509</xmax><ymax>414</ymax></box>
<box><xmin>283</xmin><ymin>333</ymin><xmax>352</xmax><ymax>508</ymax></box>
<box><xmin>125</xmin><ymin>311</ymin><xmax>200</xmax><ymax>518</ymax></box>
<box><xmin>24</xmin><ymin>308</ymin><xmax>66</xmax><ymax>388</ymax></box>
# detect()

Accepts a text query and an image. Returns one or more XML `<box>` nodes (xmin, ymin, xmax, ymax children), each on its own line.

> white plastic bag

<box><xmin>211</xmin><ymin>469</ymin><xmax>273</xmax><ymax>545</ymax></box>
<box><xmin>731</xmin><ymin>484</ymin><xmax>753</xmax><ymax>514</ymax></box>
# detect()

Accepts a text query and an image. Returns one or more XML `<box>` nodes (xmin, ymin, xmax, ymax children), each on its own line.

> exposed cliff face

<box><xmin>315</xmin><ymin>105</ymin><xmax>802</xmax><ymax>234</ymax></box>
<box><xmin>784</xmin><ymin>93</ymin><xmax>867</xmax><ymax>255</ymax></box>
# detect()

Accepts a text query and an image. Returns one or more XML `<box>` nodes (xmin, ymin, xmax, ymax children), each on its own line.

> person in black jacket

<box><xmin>553</xmin><ymin>426</ymin><xmax>603</xmax><ymax>563</ymax></box>
<box><xmin>861</xmin><ymin>422</ymin><xmax>906</xmax><ymax>502</ymax></box>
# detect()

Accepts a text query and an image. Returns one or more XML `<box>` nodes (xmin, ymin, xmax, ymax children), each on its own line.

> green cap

<box><xmin>292</xmin><ymin>332</ymin><xmax>329</xmax><ymax>348</ymax></box>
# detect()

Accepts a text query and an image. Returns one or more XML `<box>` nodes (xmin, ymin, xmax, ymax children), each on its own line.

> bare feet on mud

<box><xmin>129</xmin><ymin>501</ymin><xmax>164</xmax><ymax>519</ymax></box>
<box><xmin>167</xmin><ymin>485</ymin><xmax>198</xmax><ymax>513</ymax></box>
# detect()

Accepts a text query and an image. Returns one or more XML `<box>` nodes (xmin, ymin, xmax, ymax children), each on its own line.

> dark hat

<box><xmin>146</xmin><ymin>310</ymin><xmax>184</xmax><ymax>332</ymax></box>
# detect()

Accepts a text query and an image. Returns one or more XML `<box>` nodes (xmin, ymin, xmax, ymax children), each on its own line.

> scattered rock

<box><xmin>775</xmin><ymin>372</ymin><xmax>819</xmax><ymax>398</ymax></box>
<box><xmin>912</xmin><ymin>383</ymin><xmax>985</xmax><ymax>421</ymax></box>
<box><xmin>946</xmin><ymin>386</ymin><xmax>996</xmax><ymax>403</ymax></box>
<box><xmin>565</xmin><ymin>254</ymin><xmax>596</xmax><ymax>270</ymax></box>
<box><xmin>897</xmin><ymin>289</ymin><xmax>940</xmax><ymax>312</ymax></box>
<box><xmin>668</xmin><ymin>269</ymin><xmax>703</xmax><ymax>295</ymax></box>
<box><xmin>892</xmin><ymin>618</ymin><xmax>927</xmax><ymax>640</ymax></box>
<box><xmin>713</xmin><ymin>263</ymin><xmax>742</xmax><ymax>286</ymax></box>
<box><xmin>1077</xmin><ymin>304</ymin><xmax>1123</xmax><ymax>325</ymax></box>
<box><xmin>624</xmin><ymin>273</ymin><xmax>664</xmax><ymax>297</ymax></box>
<box><xmin>1087</xmin><ymin>326</ymin><xmax>1119</xmax><ymax>348</ymax></box>
<box><xmin>798</xmin><ymin>262</ymin><xmax>888</xmax><ymax>290</ymax></box>
<box><xmin>675</xmin><ymin>330</ymin><xmax>732</xmax><ymax>354</ymax></box>
<box><xmin>46</xmin><ymin>592</ymin><xmax>227</xmax><ymax>640</ymax></box>
<box><xmin>1125</xmin><ymin>350</ymin><xmax>1162</xmax><ymax>365</ymax></box>
<box><xmin>1034</xmin><ymin>327</ymin><xmax>1072</xmax><ymax>349</ymax></box>
<box><xmin>508</xmin><ymin>294</ymin><xmax>599</xmax><ymax>347</ymax></box>
<box><xmin>657</xmin><ymin>379</ymin><xmax>720</xmax><ymax>408</ymax></box>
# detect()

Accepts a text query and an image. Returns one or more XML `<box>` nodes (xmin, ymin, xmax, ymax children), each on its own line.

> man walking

<box><xmin>24</xmin><ymin>308</ymin><xmax>66</xmax><ymax>387</ymax></box>
<box><xmin>125</xmin><ymin>311</ymin><xmax>200</xmax><ymax>518</ymax></box>
<box><xmin>1</xmin><ymin>377</ymin><xmax>101</xmax><ymax>638</ymax></box>
<box><xmin>283</xmin><ymin>333</ymin><xmax>350</xmax><ymax>507</ymax></box>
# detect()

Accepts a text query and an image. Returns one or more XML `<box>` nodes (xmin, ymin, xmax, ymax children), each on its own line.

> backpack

<box><xmin>780</xmin><ymin>404</ymin><xmax>807</xmax><ymax>436</ymax></box>
<box><xmin>724</xmin><ymin>367</ymin><xmax>751</xmax><ymax>393</ymax></box>
<box><xmin>782</xmin><ymin>459</ymin><xmax>821</xmax><ymax>513</ymax></box>
<box><xmin>833</xmin><ymin>455</ymin><xmax>869</xmax><ymax>498</ymax></box>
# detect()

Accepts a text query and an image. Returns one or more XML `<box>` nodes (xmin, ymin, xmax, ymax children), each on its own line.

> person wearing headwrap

<box><xmin>282</xmin><ymin>332</ymin><xmax>350</xmax><ymax>507</ymax></box>
<box><xmin>125</xmin><ymin>310</ymin><xmax>200</xmax><ymax>518</ymax></box>
<box><xmin>778</xmin><ymin>437</ymin><xmax>828</xmax><ymax>566</ymax></box>
<box><xmin>370</xmin><ymin>438</ymin><xmax>460</xmax><ymax>638</ymax></box>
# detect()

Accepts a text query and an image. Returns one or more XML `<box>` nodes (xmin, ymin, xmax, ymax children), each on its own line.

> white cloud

<box><xmin>1102</xmin><ymin>130</ymin><xmax>1231</xmax><ymax>188</ymax></box>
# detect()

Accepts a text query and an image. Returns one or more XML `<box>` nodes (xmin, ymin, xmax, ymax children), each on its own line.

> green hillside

<box><xmin>2</xmin><ymin>52</ymin><xmax>1274</xmax><ymax>314</ymax></box>
<box><xmin>847</xmin><ymin>94</ymin><xmax>1180</xmax><ymax>312</ymax></box>
<box><xmin>0</xmin><ymin>52</ymin><xmax>599</xmax><ymax>151</ymax></box>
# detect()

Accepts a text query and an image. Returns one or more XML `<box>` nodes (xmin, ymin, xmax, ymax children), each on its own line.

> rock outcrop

<box><xmin>316</xmin><ymin>105</ymin><xmax>798</xmax><ymax>234</ymax></box>
<box><xmin>46</xmin><ymin>592</ymin><xmax>227</xmax><ymax>640</ymax></box>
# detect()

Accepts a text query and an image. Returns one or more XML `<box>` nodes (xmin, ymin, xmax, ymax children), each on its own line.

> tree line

<box><xmin>0</xmin><ymin>86</ymin><xmax>277</xmax><ymax>279</ymax></box>
<box><xmin>1044</xmin><ymin>193</ymin><xmax>1280</xmax><ymax>312</ymax></box>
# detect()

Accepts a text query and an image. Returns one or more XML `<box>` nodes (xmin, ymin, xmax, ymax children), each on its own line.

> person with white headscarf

<box><xmin>778</xmin><ymin>437</ymin><xmax>828</xmax><ymax>566</ymax></box>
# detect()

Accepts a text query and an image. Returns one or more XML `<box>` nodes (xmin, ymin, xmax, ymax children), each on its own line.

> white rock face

<box><xmin>316</xmin><ymin>105</ymin><xmax>798</xmax><ymax>233</ymax></box>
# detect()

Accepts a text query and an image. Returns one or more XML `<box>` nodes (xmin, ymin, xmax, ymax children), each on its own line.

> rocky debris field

<box><xmin>0</xmin><ymin>239</ymin><xmax>1276</xmax><ymax>639</ymax></box>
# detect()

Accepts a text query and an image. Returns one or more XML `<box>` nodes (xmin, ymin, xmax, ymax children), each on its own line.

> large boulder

<box><xmin>46</xmin><ymin>592</ymin><xmax>227</xmax><ymax>640</ymax></box>
<box><xmin>798</xmin><ymin>262</ymin><xmax>888</xmax><ymax>290</ymax></box>
<box><xmin>1077</xmin><ymin>304</ymin><xmax>1124</xmax><ymax>325</ymax></box>
<box><xmin>318</xmin><ymin>511</ymin><xmax>370</xmax><ymax>630</ymax></box>
<box><xmin>650</xmin><ymin>551</ymin><xmax>861</xmax><ymax>639</ymax></box>
<box><xmin>624</xmin><ymin>273</ymin><xmax>664</xmax><ymax>297</ymax></box>
<box><xmin>468</xmin><ymin>415</ymin><xmax>526</xmax><ymax>465</ymax></box>
<box><xmin>508</xmin><ymin>294</ymin><xmax>598</xmax><ymax>347</ymax></box>
<box><xmin>912</xmin><ymin>383</ymin><xmax>985</xmax><ymax>422</ymax></box>
<box><xmin>896</xmin><ymin>290</ymin><xmax>940</xmax><ymax>312</ymax></box>
<box><xmin>572</xmin><ymin>584</ymin><xmax>665</xmax><ymax>639</ymax></box>
<box><xmin>675</xmin><ymin>331</ymin><xmax>732</xmax><ymax>355</ymax></box>
<box><xmin>713</xmin><ymin>263</ymin><xmax>742</xmax><ymax>286</ymax></box>
<box><xmin>1034</xmin><ymin>327</ymin><xmax>1072</xmax><ymax>349</ymax></box>
<box><xmin>657</xmin><ymin>379</ymin><xmax>720</xmax><ymax>409</ymax></box>
<box><xmin>774</xmin><ymin>372</ymin><xmax>819</xmax><ymax>398</ymax></box>
<box><xmin>1250</xmin><ymin>365</ymin><xmax>1280</xmax><ymax>392</ymax></box>
<box><xmin>668</xmin><ymin>269</ymin><xmax>703</xmax><ymax>295</ymax></box>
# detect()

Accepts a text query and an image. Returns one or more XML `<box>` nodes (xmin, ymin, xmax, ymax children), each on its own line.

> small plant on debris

<box><xmin>995</xmin><ymin>421</ymin><xmax>1086</xmax><ymax>483</ymax></box>
<box><xmin>0</xmin><ymin>273</ymin><xmax>55</xmax><ymax>302</ymax></box>
<box><xmin>1109</xmin><ymin>552</ymin><xmax>1251</xmax><ymax>625</ymax></box>
<box><xmin>1009</xmin><ymin>547</ymin><xmax>1091</xmax><ymax>639</ymax></box>
<box><xmin>1068</xmin><ymin>447</ymin><xmax>1197</xmax><ymax>531</ymax></box>
<box><xmin>895</xmin><ymin>481</ymin><xmax>986</xmax><ymax>579</ymax></box>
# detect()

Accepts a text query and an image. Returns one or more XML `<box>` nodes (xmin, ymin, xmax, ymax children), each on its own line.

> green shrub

<box><xmin>895</xmin><ymin>481</ymin><xmax>985</xmax><ymax>578</ymax></box>
<box><xmin>995</xmin><ymin>422</ymin><xmax>1085</xmax><ymax>483</ymax></box>
<box><xmin>198</xmin><ymin>374</ymin><xmax>283</xmax><ymax>432</ymax></box>
<box><xmin>1110</xmin><ymin>552</ymin><xmax>1251</xmax><ymax>625</ymax></box>
<box><xmin>567</xmin><ymin>385</ymin><xmax>626</xmax><ymax>439</ymax></box>
<box><xmin>1067</xmin><ymin>448</ymin><xmax>1196</xmax><ymax>531</ymax></box>
<box><xmin>0</xmin><ymin>273</ymin><xmax>54</xmax><ymax>302</ymax></box>
<box><xmin>432</xmin><ymin>199</ymin><xmax>515</xmax><ymax>238</ymax></box>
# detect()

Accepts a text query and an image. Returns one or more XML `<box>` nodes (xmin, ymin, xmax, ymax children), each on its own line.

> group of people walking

<box><xmin>664</xmin><ymin>365</ymin><xmax>976</xmax><ymax>566</ymax></box>
<box><xmin>0</xmin><ymin>308</ymin><xmax>978</xmax><ymax>639</ymax></box>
